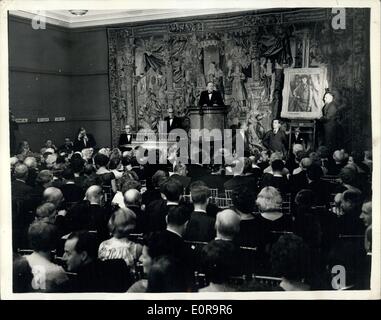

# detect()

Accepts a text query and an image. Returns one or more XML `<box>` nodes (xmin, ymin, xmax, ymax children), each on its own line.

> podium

<box><xmin>188</xmin><ymin>106</ymin><xmax>227</xmax><ymax>133</ymax></box>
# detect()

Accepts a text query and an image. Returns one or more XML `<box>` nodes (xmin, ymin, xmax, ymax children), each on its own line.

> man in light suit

<box><xmin>198</xmin><ymin>81</ymin><xmax>225</xmax><ymax>109</ymax></box>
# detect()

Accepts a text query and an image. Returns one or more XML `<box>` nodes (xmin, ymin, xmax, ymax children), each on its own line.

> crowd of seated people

<box><xmin>10</xmin><ymin>134</ymin><xmax>373</xmax><ymax>293</ymax></box>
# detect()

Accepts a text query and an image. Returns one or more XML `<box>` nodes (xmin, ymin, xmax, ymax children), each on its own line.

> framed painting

<box><xmin>281</xmin><ymin>67</ymin><xmax>328</xmax><ymax>119</ymax></box>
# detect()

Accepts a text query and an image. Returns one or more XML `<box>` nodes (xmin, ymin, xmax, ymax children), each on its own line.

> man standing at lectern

<box><xmin>198</xmin><ymin>81</ymin><xmax>225</xmax><ymax>109</ymax></box>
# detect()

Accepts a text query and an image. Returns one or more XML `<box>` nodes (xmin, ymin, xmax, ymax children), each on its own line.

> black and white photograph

<box><xmin>0</xmin><ymin>0</ymin><xmax>380</xmax><ymax>300</ymax></box>
<box><xmin>281</xmin><ymin>67</ymin><xmax>327</xmax><ymax>119</ymax></box>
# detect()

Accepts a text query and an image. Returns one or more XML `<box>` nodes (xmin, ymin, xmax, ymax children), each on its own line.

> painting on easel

<box><xmin>281</xmin><ymin>67</ymin><xmax>328</xmax><ymax>119</ymax></box>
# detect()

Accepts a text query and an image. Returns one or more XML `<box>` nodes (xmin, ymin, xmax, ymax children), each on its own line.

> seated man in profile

<box><xmin>198</xmin><ymin>81</ymin><xmax>225</xmax><ymax>109</ymax></box>
<box><xmin>63</xmin><ymin>231</ymin><xmax>132</xmax><ymax>292</ymax></box>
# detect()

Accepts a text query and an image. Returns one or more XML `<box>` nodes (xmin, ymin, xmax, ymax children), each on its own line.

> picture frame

<box><xmin>281</xmin><ymin>67</ymin><xmax>328</xmax><ymax>119</ymax></box>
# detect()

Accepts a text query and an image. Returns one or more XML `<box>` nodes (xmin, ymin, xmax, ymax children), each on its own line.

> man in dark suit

<box><xmin>65</xmin><ymin>185</ymin><xmax>111</xmax><ymax>241</ymax></box>
<box><xmin>320</xmin><ymin>90</ymin><xmax>341</xmax><ymax>152</ymax></box>
<box><xmin>148</xmin><ymin>205</ymin><xmax>196</xmax><ymax>290</ymax></box>
<box><xmin>73</xmin><ymin>127</ymin><xmax>96</xmax><ymax>152</ymax></box>
<box><xmin>118</xmin><ymin>124</ymin><xmax>135</xmax><ymax>152</ymax></box>
<box><xmin>262</xmin><ymin>118</ymin><xmax>288</xmax><ymax>156</ymax></box>
<box><xmin>260</xmin><ymin>159</ymin><xmax>290</xmax><ymax>194</ymax></box>
<box><xmin>198</xmin><ymin>81</ymin><xmax>225</xmax><ymax>109</ymax></box>
<box><xmin>154</xmin><ymin>205</ymin><xmax>193</xmax><ymax>261</ymax></box>
<box><xmin>123</xmin><ymin>189</ymin><xmax>146</xmax><ymax>234</ymax></box>
<box><xmin>184</xmin><ymin>183</ymin><xmax>216</xmax><ymax>242</ymax></box>
<box><xmin>11</xmin><ymin>163</ymin><xmax>36</xmax><ymax>249</ymax></box>
<box><xmin>145</xmin><ymin>178</ymin><xmax>184</xmax><ymax>233</ymax></box>
<box><xmin>305</xmin><ymin>164</ymin><xmax>331</xmax><ymax>207</ymax></box>
<box><xmin>164</xmin><ymin>107</ymin><xmax>182</xmax><ymax>132</ymax></box>
<box><xmin>59</xmin><ymin>168</ymin><xmax>85</xmax><ymax>204</ymax></box>
<box><xmin>224</xmin><ymin>158</ymin><xmax>259</xmax><ymax>193</ymax></box>
<box><xmin>290</xmin><ymin>127</ymin><xmax>308</xmax><ymax>149</ymax></box>
<box><xmin>63</xmin><ymin>231</ymin><xmax>133</xmax><ymax>292</ymax></box>
<box><xmin>170</xmin><ymin>162</ymin><xmax>191</xmax><ymax>191</ymax></box>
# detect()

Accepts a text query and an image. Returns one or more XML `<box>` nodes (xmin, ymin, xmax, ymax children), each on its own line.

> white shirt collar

<box><xmin>166</xmin><ymin>201</ymin><xmax>179</xmax><ymax>206</ymax></box>
<box><xmin>166</xmin><ymin>227</ymin><xmax>182</xmax><ymax>238</ymax></box>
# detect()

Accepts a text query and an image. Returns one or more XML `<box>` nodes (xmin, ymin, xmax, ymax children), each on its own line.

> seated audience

<box><xmin>184</xmin><ymin>182</ymin><xmax>216</xmax><ymax>242</ymax></box>
<box><xmin>263</xmin><ymin>152</ymin><xmax>289</xmax><ymax>176</ymax></box>
<box><xmin>142</xmin><ymin>170</ymin><xmax>167</xmax><ymax>206</ymax></box>
<box><xmin>25</xmin><ymin>221</ymin><xmax>68</xmax><ymax>292</ymax></box>
<box><xmin>111</xmin><ymin>177</ymin><xmax>141</xmax><ymax>208</ymax></box>
<box><xmin>123</xmin><ymin>189</ymin><xmax>146</xmax><ymax>233</ymax></box>
<box><xmin>94</xmin><ymin>153</ymin><xmax>117</xmax><ymax>194</ymax></box>
<box><xmin>12</xmin><ymin>163</ymin><xmax>37</xmax><ymax>249</ymax></box>
<box><xmin>255</xmin><ymin>187</ymin><xmax>292</xmax><ymax>259</ymax></box>
<box><xmin>336</xmin><ymin>166</ymin><xmax>361</xmax><ymax>194</ymax></box>
<box><xmin>13</xmin><ymin>254</ymin><xmax>33</xmax><ymax>293</ymax></box>
<box><xmin>34</xmin><ymin>202</ymin><xmax>66</xmax><ymax>236</ymax></box>
<box><xmin>270</xmin><ymin>234</ymin><xmax>311</xmax><ymax>291</ymax></box>
<box><xmin>152</xmin><ymin>205</ymin><xmax>193</xmax><ymax>264</ymax></box>
<box><xmin>290</xmin><ymin>157</ymin><xmax>311</xmax><ymax>195</ymax></box>
<box><xmin>63</xmin><ymin>231</ymin><xmax>132</xmax><ymax>292</ymax></box>
<box><xmin>24</xmin><ymin>156</ymin><xmax>39</xmax><ymax>187</ymax></box>
<box><xmin>328</xmin><ymin>149</ymin><xmax>348</xmax><ymax>175</ymax></box>
<box><xmin>146</xmin><ymin>255</ymin><xmax>190</xmax><ymax>293</ymax></box>
<box><xmin>231</xmin><ymin>186</ymin><xmax>258</xmax><ymax>247</ymax></box>
<box><xmin>9</xmin><ymin>126</ymin><xmax>373</xmax><ymax>292</ymax></box>
<box><xmin>109</xmin><ymin>157</ymin><xmax>124</xmax><ymax>180</ymax></box>
<box><xmin>215</xmin><ymin>209</ymin><xmax>241</xmax><ymax>242</ymax></box>
<box><xmin>293</xmin><ymin>190</ymin><xmax>322</xmax><ymax>250</ymax></box>
<box><xmin>145</xmin><ymin>178</ymin><xmax>184</xmax><ymax>233</ymax></box>
<box><xmin>59</xmin><ymin>168</ymin><xmax>85</xmax><ymax>204</ymax></box>
<box><xmin>58</xmin><ymin>137</ymin><xmax>74</xmax><ymax>154</ymax></box>
<box><xmin>360</xmin><ymin>201</ymin><xmax>372</xmax><ymax>253</ymax></box>
<box><xmin>334</xmin><ymin>190</ymin><xmax>364</xmax><ymax>236</ymax></box>
<box><xmin>98</xmin><ymin>207</ymin><xmax>142</xmax><ymax>271</ymax></box>
<box><xmin>127</xmin><ymin>233</ymin><xmax>160</xmax><ymax>292</ymax></box>
<box><xmin>199</xmin><ymin>240</ymin><xmax>239</xmax><ymax>292</ymax></box>
<box><xmin>73</xmin><ymin>127</ymin><xmax>96</xmax><ymax>152</ymax></box>
<box><xmin>65</xmin><ymin>185</ymin><xmax>111</xmax><ymax>241</ymax></box>
<box><xmin>224</xmin><ymin>157</ymin><xmax>259</xmax><ymax>192</ymax></box>
<box><xmin>261</xmin><ymin>159</ymin><xmax>290</xmax><ymax>194</ymax></box>
<box><xmin>285</xmin><ymin>143</ymin><xmax>304</xmax><ymax>173</ymax></box>
<box><xmin>305</xmin><ymin>164</ymin><xmax>330</xmax><ymax>206</ymax></box>
<box><xmin>170</xmin><ymin>162</ymin><xmax>191</xmax><ymax>190</ymax></box>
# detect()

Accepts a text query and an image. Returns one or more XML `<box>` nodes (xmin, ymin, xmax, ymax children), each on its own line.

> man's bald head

<box><xmin>85</xmin><ymin>185</ymin><xmax>103</xmax><ymax>204</ymax></box>
<box><xmin>124</xmin><ymin>189</ymin><xmax>142</xmax><ymax>206</ymax></box>
<box><xmin>43</xmin><ymin>187</ymin><xmax>64</xmax><ymax>207</ymax></box>
<box><xmin>215</xmin><ymin>209</ymin><xmax>240</xmax><ymax>240</ymax></box>
<box><xmin>292</xmin><ymin>144</ymin><xmax>304</xmax><ymax>155</ymax></box>
<box><xmin>14</xmin><ymin>163</ymin><xmax>29</xmax><ymax>180</ymax></box>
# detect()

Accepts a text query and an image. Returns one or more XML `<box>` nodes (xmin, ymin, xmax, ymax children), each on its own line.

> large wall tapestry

<box><xmin>108</xmin><ymin>8</ymin><xmax>370</xmax><ymax>152</ymax></box>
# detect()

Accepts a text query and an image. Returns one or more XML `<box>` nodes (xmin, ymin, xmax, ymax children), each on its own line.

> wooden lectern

<box><xmin>188</xmin><ymin>106</ymin><xmax>227</xmax><ymax>133</ymax></box>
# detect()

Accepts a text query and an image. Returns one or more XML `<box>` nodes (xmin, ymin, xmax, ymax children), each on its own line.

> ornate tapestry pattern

<box><xmin>108</xmin><ymin>8</ymin><xmax>370</xmax><ymax>152</ymax></box>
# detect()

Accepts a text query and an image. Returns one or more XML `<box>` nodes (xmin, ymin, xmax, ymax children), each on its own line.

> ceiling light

<box><xmin>69</xmin><ymin>10</ymin><xmax>88</xmax><ymax>16</ymax></box>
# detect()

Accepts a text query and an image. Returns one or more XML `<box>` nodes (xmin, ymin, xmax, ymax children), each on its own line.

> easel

<box><xmin>288</xmin><ymin>119</ymin><xmax>316</xmax><ymax>152</ymax></box>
